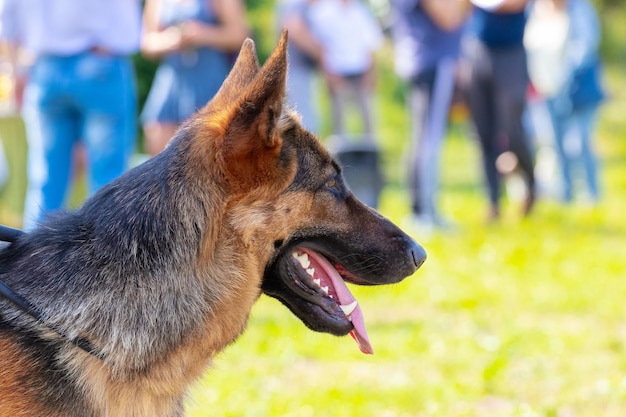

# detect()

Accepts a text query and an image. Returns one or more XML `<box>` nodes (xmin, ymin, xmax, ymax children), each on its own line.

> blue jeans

<box><xmin>22</xmin><ymin>52</ymin><xmax>137</xmax><ymax>229</ymax></box>
<box><xmin>545</xmin><ymin>98</ymin><xmax>600</xmax><ymax>202</ymax></box>
<box><xmin>408</xmin><ymin>58</ymin><xmax>457</xmax><ymax>221</ymax></box>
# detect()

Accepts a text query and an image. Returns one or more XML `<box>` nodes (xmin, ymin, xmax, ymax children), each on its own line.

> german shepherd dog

<box><xmin>0</xmin><ymin>31</ymin><xmax>425</xmax><ymax>417</ymax></box>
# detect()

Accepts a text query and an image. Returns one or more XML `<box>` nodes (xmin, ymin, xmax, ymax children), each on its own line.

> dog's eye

<box><xmin>324</xmin><ymin>176</ymin><xmax>344</xmax><ymax>199</ymax></box>
<box><xmin>325</xmin><ymin>178</ymin><xmax>342</xmax><ymax>193</ymax></box>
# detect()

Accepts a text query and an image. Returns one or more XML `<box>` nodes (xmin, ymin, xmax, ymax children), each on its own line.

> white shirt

<box><xmin>470</xmin><ymin>0</ymin><xmax>506</xmax><ymax>11</ymax></box>
<box><xmin>0</xmin><ymin>0</ymin><xmax>142</xmax><ymax>55</ymax></box>
<box><xmin>524</xmin><ymin>5</ymin><xmax>570</xmax><ymax>95</ymax></box>
<box><xmin>308</xmin><ymin>0</ymin><xmax>383</xmax><ymax>75</ymax></box>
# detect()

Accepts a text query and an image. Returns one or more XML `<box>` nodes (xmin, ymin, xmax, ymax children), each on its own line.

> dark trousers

<box><xmin>462</xmin><ymin>38</ymin><xmax>535</xmax><ymax>209</ymax></box>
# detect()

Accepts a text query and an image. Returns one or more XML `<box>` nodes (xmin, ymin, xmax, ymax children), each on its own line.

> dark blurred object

<box><xmin>332</xmin><ymin>139</ymin><xmax>383</xmax><ymax>209</ymax></box>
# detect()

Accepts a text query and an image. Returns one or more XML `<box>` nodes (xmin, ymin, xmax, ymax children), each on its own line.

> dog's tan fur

<box><xmin>0</xmin><ymin>31</ymin><xmax>424</xmax><ymax>417</ymax></box>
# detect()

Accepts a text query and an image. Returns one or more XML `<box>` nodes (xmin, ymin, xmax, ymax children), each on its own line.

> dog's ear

<box><xmin>220</xmin><ymin>29</ymin><xmax>290</xmax><ymax>186</ymax></box>
<box><xmin>227</xmin><ymin>29</ymin><xmax>287</xmax><ymax>148</ymax></box>
<box><xmin>209</xmin><ymin>38</ymin><xmax>260</xmax><ymax>106</ymax></box>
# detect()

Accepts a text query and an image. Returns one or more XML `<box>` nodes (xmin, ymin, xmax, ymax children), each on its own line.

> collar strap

<box><xmin>0</xmin><ymin>279</ymin><xmax>105</xmax><ymax>359</ymax></box>
<box><xmin>0</xmin><ymin>225</ymin><xmax>105</xmax><ymax>360</ymax></box>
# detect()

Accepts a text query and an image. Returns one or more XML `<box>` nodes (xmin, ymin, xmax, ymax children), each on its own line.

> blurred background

<box><xmin>1</xmin><ymin>0</ymin><xmax>626</xmax><ymax>416</ymax></box>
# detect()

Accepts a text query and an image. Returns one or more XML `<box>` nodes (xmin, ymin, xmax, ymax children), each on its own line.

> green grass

<box><xmin>1</xmin><ymin>49</ymin><xmax>626</xmax><ymax>417</ymax></box>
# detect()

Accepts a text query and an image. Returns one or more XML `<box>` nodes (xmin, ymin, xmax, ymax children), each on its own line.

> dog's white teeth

<box><xmin>292</xmin><ymin>251</ymin><xmax>311</xmax><ymax>269</ymax></box>
<box><xmin>340</xmin><ymin>301</ymin><xmax>358</xmax><ymax>317</ymax></box>
<box><xmin>321</xmin><ymin>286</ymin><xmax>329</xmax><ymax>295</ymax></box>
<box><xmin>313</xmin><ymin>278</ymin><xmax>321</xmax><ymax>287</ymax></box>
<box><xmin>306</xmin><ymin>268</ymin><xmax>315</xmax><ymax>277</ymax></box>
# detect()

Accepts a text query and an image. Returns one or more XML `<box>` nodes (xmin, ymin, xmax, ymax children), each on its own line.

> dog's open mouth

<box><xmin>292</xmin><ymin>247</ymin><xmax>372</xmax><ymax>354</ymax></box>
<box><xmin>263</xmin><ymin>245</ymin><xmax>374</xmax><ymax>354</ymax></box>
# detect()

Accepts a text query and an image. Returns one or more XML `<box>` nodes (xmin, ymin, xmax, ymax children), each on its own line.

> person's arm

<box><xmin>493</xmin><ymin>0</ymin><xmax>530</xmax><ymax>13</ymax></box>
<box><xmin>140</xmin><ymin>0</ymin><xmax>184</xmax><ymax>59</ymax></box>
<box><xmin>178</xmin><ymin>0</ymin><xmax>249</xmax><ymax>53</ymax></box>
<box><xmin>283</xmin><ymin>9</ymin><xmax>323</xmax><ymax>63</ymax></box>
<box><xmin>567</xmin><ymin>0</ymin><xmax>601</xmax><ymax>68</ymax></box>
<box><xmin>421</xmin><ymin>0</ymin><xmax>472</xmax><ymax>31</ymax></box>
<box><xmin>0</xmin><ymin>41</ymin><xmax>24</xmax><ymax>110</ymax></box>
<box><xmin>0</xmin><ymin>0</ymin><xmax>27</xmax><ymax>110</ymax></box>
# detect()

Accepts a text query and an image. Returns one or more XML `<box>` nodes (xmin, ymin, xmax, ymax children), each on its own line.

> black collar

<box><xmin>0</xmin><ymin>225</ymin><xmax>105</xmax><ymax>360</ymax></box>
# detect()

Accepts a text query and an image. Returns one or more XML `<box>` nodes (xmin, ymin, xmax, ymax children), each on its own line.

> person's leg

<box><xmin>77</xmin><ymin>54</ymin><xmax>137</xmax><ymax>194</ymax></box>
<box><xmin>545</xmin><ymin>98</ymin><xmax>573</xmax><ymax>202</ymax></box>
<box><xmin>21</xmin><ymin>58</ymin><xmax>77</xmax><ymax>230</ymax></box>
<box><xmin>407</xmin><ymin>71</ymin><xmax>433</xmax><ymax>220</ymax></box>
<box><xmin>574</xmin><ymin>105</ymin><xmax>600</xmax><ymax>201</ymax></box>
<box><xmin>143</xmin><ymin>122</ymin><xmax>179</xmax><ymax>156</ymax></box>
<box><xmin>327</xmin><ymin>74</ymin><xmax>347</xmax><ymax>137</ymax></box>
<box><xmin>353</xmin><ymin>75</ymin><xmax>375</xmax><ymax>140</ymax></box>
<box><xmin>421</xmin><ymin>58</ymin><xmax>456</xmax><ymax>224</ymax></box>
<box><xmin>493</xmin><ymin>45</ymin><xmax>536</xmax><ymax>215</ymax></box>
<box><xmin>497</xmin><ymin>91</ymin><xmax>536</xmax><ymax>207</ymax></box>
<box><xmin>463</xmin><ymin>40</ymin><xmax>500</xmax><ymax>218</ymax></box>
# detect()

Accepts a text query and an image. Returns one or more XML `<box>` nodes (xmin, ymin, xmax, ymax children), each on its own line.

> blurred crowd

<box><xmin>0</xmin><ymin>0</ymin><xmax>607</xmax><ymax>232</ymax></box>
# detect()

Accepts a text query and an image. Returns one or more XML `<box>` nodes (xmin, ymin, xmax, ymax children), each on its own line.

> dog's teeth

<box><xmin>299</xmin><ymin>255</ymin><xmax>310</xmax><ymax>269</ymax></box>
<box><xmin>321</xmin><ymin>286</ymin><xmax>329</xmax><ymax>295</ymax></box>
<box><xmin>292</xmin><ymin>252</ymin><xmax>311</xmax><ymax>269</ymax></box>
<box><xmin>313</xmin><ymin>278</ymin><xmax>321</xmax><ymax>287</ymax></box>
<box><xmin>306</xmin><ymin>268</ymin><xmax>315</xmax><ymax>277</ymax></box>
<box><xmin>340</xmin><ymin>301</ymin><xmax>358</xmax><ymax>316</ymax></box>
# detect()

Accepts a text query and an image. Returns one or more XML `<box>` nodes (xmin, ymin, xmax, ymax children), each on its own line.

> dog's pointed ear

<box><xmin>209</xmin><ymin>38</ymin><xmax>260</xmax><ymax>106</ymax></box>
<box><xmin>228</xmin><ymin>29</ymin><xmax>288</xmax><ymax>149</ymax></box>
<box><xmin>220</xmin><ymin>29</ymin><xmax>290</xmax><ymax>185</ymax></box>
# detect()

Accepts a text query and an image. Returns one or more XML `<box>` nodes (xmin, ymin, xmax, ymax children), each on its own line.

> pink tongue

<box><xmin>300</xmin><ymin>249</ymin><xmax>374</xmax><ymax>354</ymax></box>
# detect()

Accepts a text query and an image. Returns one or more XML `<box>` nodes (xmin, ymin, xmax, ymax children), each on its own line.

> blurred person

<box><xmin>308</xmin><ymin>0</ymin><xmax>383</xmax><ymax>142</ymax></box>
<box><xmin>277</xmin><ymin>0</ymin><xmax>323</xmax><ymax>134</ymax></box>
<box><xmin>0</xmin><ymin>0</ymin><xmax>141</xmax><ymax>230</ymax></box>
<box><xmin>0</xmin><ymin>137</ymin><xmax>6</xmax><ymax>189</ymax></box>
<box><xmin>0</xmin><ymin>44</ymin><xmax>15</xmax><ymax>190</ymax></box>
<box><xmin>140</xmin><ymin>0</ymin><xmax>248</xmax><ymax>156</ymax></box>
<box><xmin>525</xmin><ymin>0</ymin><xmax>604</xmax><ymax>204</ymax></box>
<box><xmin>390</xmin><ymin>0</ymin><xmax>471</xmax><ymax>233</ymax></box>
<box><xmin>461</xmin><ymin>0</ymin><xmax>536</xmax><ymax>221</ymax></box>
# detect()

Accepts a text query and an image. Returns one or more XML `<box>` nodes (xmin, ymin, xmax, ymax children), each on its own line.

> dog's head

<box><xmin>190</xmin><ymin>30</ymin><xmax>426</xmax><ymax>354</ymax></box>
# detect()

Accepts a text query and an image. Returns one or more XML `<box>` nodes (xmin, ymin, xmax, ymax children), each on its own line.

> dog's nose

<box><xmin>409</xmin><ymin>241</ymin><xmax>427</xmax><ymax>270</ymax></box>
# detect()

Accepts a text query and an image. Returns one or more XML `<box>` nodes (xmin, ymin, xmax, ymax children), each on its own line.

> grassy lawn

<box><xmin>1</xmin><ymin>50</ymin><xmax>625</xmax><ymax>417</ymax></box>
